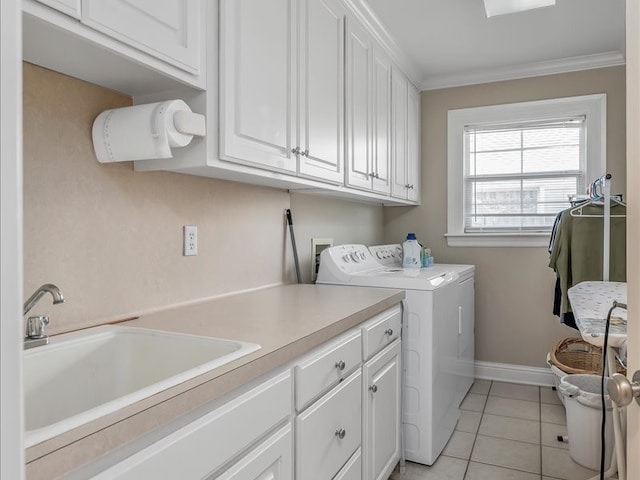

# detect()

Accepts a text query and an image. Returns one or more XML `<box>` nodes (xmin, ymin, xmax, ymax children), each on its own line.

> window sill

<box><xmin>445</xmin><ymin>233</ymin><xmax>550</xmax><ymax>247</ymax></box>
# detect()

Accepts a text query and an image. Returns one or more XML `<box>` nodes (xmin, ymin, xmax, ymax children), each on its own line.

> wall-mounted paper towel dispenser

<box><xmin>92</xmin><ymin>99</ymin><xmax>205</xmax><ymax>163</ymax></box>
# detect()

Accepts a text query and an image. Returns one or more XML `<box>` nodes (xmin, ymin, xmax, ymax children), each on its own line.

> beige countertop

<box><xmin>26</xmin><ymin>283</ymin><xmax>404</xmax><ymax>479</ymax></box>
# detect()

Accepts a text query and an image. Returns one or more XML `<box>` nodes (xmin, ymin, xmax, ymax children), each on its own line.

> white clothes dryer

<box><xmin>317</xmin><ymin>244</ymin><xmax>475</xmax><ymax>466</ymax></box>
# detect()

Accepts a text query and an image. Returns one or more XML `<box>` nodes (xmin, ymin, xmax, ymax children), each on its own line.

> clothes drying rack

<box><xmin>568</xmin><ymin>173</ymin><xmax>628</xmax><ymax>480</ymax></box>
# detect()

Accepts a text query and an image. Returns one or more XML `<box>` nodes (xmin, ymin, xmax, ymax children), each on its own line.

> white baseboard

<box><xmin>475</xmin><ymin>360</ymin><xmax>556</xmax><ymax>387</ymax></box>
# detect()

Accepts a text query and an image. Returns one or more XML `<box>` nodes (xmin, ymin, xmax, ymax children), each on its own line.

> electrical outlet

<box><xmin>311</xmin><ymin>238</ymin><xmax>333</xmax><ymax>283</ymax></box>
<box><xmin>183</xmin><ymin>225</ymin><xmax>198</xmax><ymax>256</ymax></box>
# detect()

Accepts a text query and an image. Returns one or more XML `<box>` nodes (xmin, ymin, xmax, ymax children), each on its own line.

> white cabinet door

<box><xmin>333</xmin><ymin>448</ymin><xmax>362</xmax><ymax>480</ymax></box>
<box><xmin>407</xmin><ymin>81</ymin><xmax>421</xmax><ymax>202</ymax></box>
<box><xmin>36</xmin><ymin>0</ymin><xmax>80</xmax><ymax>18</ymax></box>
<box><xmin>297</xmin><ymin>0</ymin><xmax>346</xmax><ymax>184</ymax></box>
<box><xmin>390</xmin><ymin>67</ymin><xmax>409</xmax><ymax>199</ymax></box>
<box><xmin>371</xmin><ymin>46</ymin><xmax>392</xmax><ymax>195</ymax></box>
<box><xmin>220</xmin><ymin>0</ymin><xmax>297</xmax><ymax>173</ymax></box>
<box><xmin>81</xmin><ymin>0</ymin><xmax>201</xmax><ymax>74</ymax></box>
<box><xmin>345</xmin><ymin>17</ymin><xmax>372</xmax><ymax>191</ymax></box>
<box><xmin>363</xmin><ymin>340</ymin><xmax>402</xmax><ymax>480</ymax></box>
<box><xmin>296</xmin><ymin>370</ymin><xmax>362</xmax><ymax>480</ymax></box>
<box><xmin>214</xmin><ymin>424</ymin><xmax>293</xmax><ymax>480</ymax></box>
<box><xmin>457</xmin><ymin>277</ymin><xmax>475</xmax><ymax>406</ymax></box>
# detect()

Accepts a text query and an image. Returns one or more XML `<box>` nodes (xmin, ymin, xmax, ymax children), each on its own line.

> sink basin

<box><xmin>24</xmin><ymin>325</ymin><xmax>260</xmax><ymax>447</ymax></box>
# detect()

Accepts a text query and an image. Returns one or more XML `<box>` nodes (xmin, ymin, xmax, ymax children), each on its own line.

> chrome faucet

<box><xmin>23</xmin><ymin>284</ymin><xmax>64</xmax><ymax>349</ymax></box>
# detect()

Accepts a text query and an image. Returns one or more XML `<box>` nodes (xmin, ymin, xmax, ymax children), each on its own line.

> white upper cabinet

<box><xmin>219</xmin><ymin>0</ymin><xmax>297</xmax><ymax>174</ymax></box>
<box><xmin>36</xmin><ymin>0</ymin><xmax>80</xmax><ymax>18</ymax></box>
<box><xmin>220</xmin><ymin>0</ymin><xmax>345</xmax><ymax>182</ymax></box>
<box><xmin>345</xmin><ymin>18</ymin><xmax>372</xmax><ymax>191</ymax></box>
<box><xmin>25</xmin><ymin>0</ymin><xmax>204</xmax><ymax>93</ymax></box>
<box><xmin>81</xmin><ymin>0</ymin><xmax>200</xmax><ymax>74</ymax></box>
<box><xmin>391</xmin><ymin>67</ymin><xmax>409</xmax><ymax>199</ymax></box>
<box><xmin>345</xmin><ymin>20</ymin><xmax>392</xmax><ymax>195</ymax></box>
<box><xmin>407</xmin><ymin>81</ymin><xmax>421</xmax><ymax>202</ymax></box>
<box><xmin>297</xmin><ymin>0</ymin><xmax>346</xmax><ymax>184</ymax></box>
<box><xmin>391</xmin><ymin>67</ymin><xmax>420</xmax><ymax>202</ymax></box>
<box><xmin>371</xmin><ymin>46</ymin><xmax>392</xmax><ymax>195</ymax></box>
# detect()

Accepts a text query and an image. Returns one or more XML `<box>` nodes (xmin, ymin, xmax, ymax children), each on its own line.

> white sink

<box><xmin>24</xmin><ymin>325</ymin><xmax>260</xmax><ymax>447</ymax></box>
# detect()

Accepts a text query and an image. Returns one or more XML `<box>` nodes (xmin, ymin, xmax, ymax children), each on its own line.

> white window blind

<box><xmin>463</xmin><ymin>117</ymin><xmax>586</xmax><ymax>233</ymax></box>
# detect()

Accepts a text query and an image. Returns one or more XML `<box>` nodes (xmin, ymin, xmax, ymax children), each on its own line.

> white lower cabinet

<box><xmin>214</xmin><ymin>424</ymin><xmax>293</xmax><ymax>480</ymax></box>
<box><xmin>92</xmin><ymin>371</ymin><xmax>292</xmax><ymax>479</ymax></box>
<box><xmin>333</xmin><ymin>448</ymin><xmax>362</xmax><ymax>480</ymax></box>
<box><xmin>363</xmin><ymin>340</ymin><xmax>402</xmax><ymax>480</ymax></box>
<box><xmin>89</xmin><ymin>305</ymin><xmax>403</xmax><ymax>480</ymax></box>
<box><xmin>295</xmin><ymin>370</ymin><xmax>362</xmax><ymax>479</ymax></box>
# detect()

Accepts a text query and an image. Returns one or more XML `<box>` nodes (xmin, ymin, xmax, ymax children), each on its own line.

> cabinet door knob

<box><xmin>335</xmin><ymin>360</ymin><xmax>346</xmax><ymax>371</ymax></box>
<box><xmin>335</xmin><ymin>428</ymin><xmax>346</xmax><ymax>439</ymax></box>
<box><xmin>369</xmin><ymin>172</ymin><xmax>376</xmax><ymax>178</ymax></box>
<box><xmin>375</xmin><ymin>172</ymin><xmax>380</xmax><ymax>179</ymax></box>
<box><xmin>302</xmin><ymin>149</ymin><xmax>309</xmax><ymax>157</ymax></box>
<box><xmin>384</xmin><ymin>328</ymin><xmax>393</xmax><ymax>336</ymax></box>
<box><xmin>369</xmin><ymin>384</ymin><xmax>378</xmax><ymax>393</ymax></box>
<box><xmin>292</xmin><ymin>147</ymin><xmax>301</xmax><ymax>155</ymax></box>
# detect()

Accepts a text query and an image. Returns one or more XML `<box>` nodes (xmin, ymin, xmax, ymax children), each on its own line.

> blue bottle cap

<box><xmin>407</xmin><ymin>233</ymin><xmax>416</xmax><ymax>240</ymax></box>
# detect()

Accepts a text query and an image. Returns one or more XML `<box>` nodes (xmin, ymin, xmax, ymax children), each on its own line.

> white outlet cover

<box><xmin>183</xmin><ymin>225</ymin><xmax>198</xmax><ymax>256</ymax></box>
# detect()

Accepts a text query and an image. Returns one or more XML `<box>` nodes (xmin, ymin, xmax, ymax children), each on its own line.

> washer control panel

<box><xmin>317</xmin><ymin>244</ymin><xmax>382</xmax><ymax>278</ymax></box>
<box><xmin>368</xmin><ymin>244</ymin><xmax>403</xmax><ymax>267</ymax></box>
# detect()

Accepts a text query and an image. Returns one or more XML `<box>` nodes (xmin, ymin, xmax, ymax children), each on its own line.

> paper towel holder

<box><xmin>92</xmin><ymin>99</ymin><xmax>206</xmax><ymax>163</ymax></box>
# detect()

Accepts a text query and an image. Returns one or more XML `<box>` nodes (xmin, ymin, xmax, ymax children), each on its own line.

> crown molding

<box><xmin>421</xmin><ymin>51</ymin><xmax>626</xmax><ymax>91</ymax></box>
<box><xmin>342</xmin><ymin>0</ymin><xmax>422</xmax><ymax>87</ymax></box>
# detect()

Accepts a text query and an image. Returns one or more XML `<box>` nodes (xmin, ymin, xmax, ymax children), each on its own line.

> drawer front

<box><xmin>362</xmin><ymin>305</ymin><xmax>402</xmax><ymax>360</ymax></box>
<box><xmin>93</xmin><ymin>370</ymin><xmax>292</xmax><ymax>480</ymax></box>
<box><xmin>296</xmin><ymin>370</ymin><xmax>362</xmax><ymax>480</ymax></box>
<box><xmin>295</xmin><ymin>329</ymin><xmax>361</xmax><ymax>411</ymax></box>
<box><xmin>214</xmin><ymin>424</ymin><xmax>292</xmax><ymax>480</ymax></box>
<box><xmin>333</xmin><ymin>448</ymin><xmax>362</xmax><ymax>480</ymax></box>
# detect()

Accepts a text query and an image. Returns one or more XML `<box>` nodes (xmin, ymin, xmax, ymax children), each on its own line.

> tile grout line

<box><xmin>462</xmin><ymin>380</ymin><xmax>491</xmax><ymax>480</ymax></box>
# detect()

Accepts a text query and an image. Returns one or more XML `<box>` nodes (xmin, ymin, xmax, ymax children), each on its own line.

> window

<box><xmin>447</xmin><ymin>94</ymin><xmax>606</xmax><ymax>247</ymax></box>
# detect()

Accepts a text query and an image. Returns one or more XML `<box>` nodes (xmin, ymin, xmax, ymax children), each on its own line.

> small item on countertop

<box><xmin>402</xmin><ymin>233</ymin><xmax>421</xmax><ymax>268</ymax></box>
<box><xmin>422</xmin><ymin>248</ymin><xmax>433</xmax><ymax>268</ymax></box>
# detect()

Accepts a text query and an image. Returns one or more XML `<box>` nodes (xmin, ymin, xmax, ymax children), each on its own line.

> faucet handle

<box><xmin>26</xmin><ymin>315</ymin><xmax>49</xmax><ymax>339</ymax></box>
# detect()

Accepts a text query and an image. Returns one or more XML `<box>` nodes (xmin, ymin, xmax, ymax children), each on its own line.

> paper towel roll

<box><xmin>92</xmin><ymin>99</ymin><xmax>203</xmax><ymax>163</ymax></box>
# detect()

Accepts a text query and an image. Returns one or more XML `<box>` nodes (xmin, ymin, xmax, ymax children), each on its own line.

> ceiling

<box><xmin>362</xmin><ymin>0</ymin><xmax>626</xmax><ymax>90</ymax></box>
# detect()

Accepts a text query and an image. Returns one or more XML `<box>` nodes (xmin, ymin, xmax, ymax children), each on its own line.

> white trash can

<box><xmin>558</xmin><ymin>375</ymin><xmax>614</xmax><ymax>471</ymax></box>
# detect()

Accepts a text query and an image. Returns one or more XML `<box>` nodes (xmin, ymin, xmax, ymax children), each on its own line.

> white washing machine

<box><xmin>317</xmin><ymin>244</ymin><xmax>475</xmax><ymax>466</ymax></box>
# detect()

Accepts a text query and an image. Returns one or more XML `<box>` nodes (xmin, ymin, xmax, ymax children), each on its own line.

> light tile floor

<box><xmin>389</xmin><ymin>380</ymin><xmax>618</xmax><ymax>480</ymax></box>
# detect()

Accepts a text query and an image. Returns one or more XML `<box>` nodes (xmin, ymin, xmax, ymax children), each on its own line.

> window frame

<box><xmin>446</xmin><ymin>94</ymin><xmax>606</xmax><ymax>247</ymax></box>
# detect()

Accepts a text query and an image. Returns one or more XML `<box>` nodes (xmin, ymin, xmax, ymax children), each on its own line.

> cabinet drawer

<box><xmin>93</xmin><ymin>370</ymin><xmax>291</xmax><ymax>479</ymax></box>
<box><xmin>213</xmin><ymin>424</ymin><xmax>292</xmax><ymax>480</ymax></box>
<box><xmin>333</xmin><ymin>448</ymin><xmax>362</xmax><ymax>480</ymax></box>
<box><xmin>295</xmin><ymin>329</ymin><xmax>361</xmax><ymax>411</ymax></box>
<box><xmin>362</xmin><ymin>305</ymin><xmax>402</xmax><ymax>360</ymax></box>
<box><xmin>296</xmin><ymin>370</ymin><xmax>362</xmax><ymax>480</ymax></box>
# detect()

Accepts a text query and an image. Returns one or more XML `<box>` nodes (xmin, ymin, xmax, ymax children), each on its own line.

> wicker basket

<box><xmin>549</xmin><ymin>337</ymin><xmax>625</xmax><ymax>376</ymax></box>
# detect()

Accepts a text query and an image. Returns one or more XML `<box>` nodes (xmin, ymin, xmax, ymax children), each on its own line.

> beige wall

<box><xmin>23</xmin><ymin>63</ymin><xmax>383</xmax><ymax>335</ymax></box>
<box><xmin>384</xmin><ymin>66</ymin><xmax>627</xmax><ymax>368</ymax></box>
<box><xmin>289</xmin><ymin>193</ymin><xmax>384</xmax><ymax>283</ymax></box>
